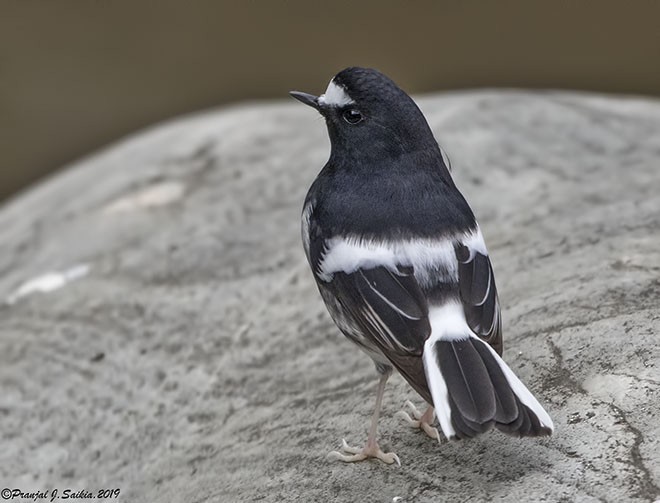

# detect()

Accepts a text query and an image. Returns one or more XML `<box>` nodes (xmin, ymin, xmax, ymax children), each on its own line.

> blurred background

<box><xmin>2</xmin><ymin>0</ymin><xmax>659</xmax><ymax>203</ymax></box>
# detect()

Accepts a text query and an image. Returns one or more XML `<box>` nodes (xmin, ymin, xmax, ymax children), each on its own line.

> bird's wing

<box><xmin>303</xmin><ymin>200</ymin><xmax>433</xmax><ymax>399</ymax></box>
<box><xmin>328</xmin><ymin>264</ymin><xmax>430</xmax><ymax>356</ymax></box>
<box><xmin>325</xmin><ymin>264</ymin><xmax>434</xmax><ymax>403</ymax></box>
<box><xmin>454</xmin><ymin>231</ymin><xmax>503</xmax><ymax>355</ymax></box>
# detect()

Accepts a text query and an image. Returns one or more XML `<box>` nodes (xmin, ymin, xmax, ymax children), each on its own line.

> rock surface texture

<box><xmin>1</xmin><ymin>92</ymin><xmax>659</xmax><ymax>502</ymax></box>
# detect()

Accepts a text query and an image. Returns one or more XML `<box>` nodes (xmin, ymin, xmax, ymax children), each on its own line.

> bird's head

<box><xmin>290</xmin><ymin>67</ymin><xmax>437</xmax><ymax>162</ymax></box>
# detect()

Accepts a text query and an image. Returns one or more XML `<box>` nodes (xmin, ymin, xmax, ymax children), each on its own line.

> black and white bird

<box><xmin>291</xmin><ymin>67</ymin><xmax>553</xmax><ymax>465</ymax></box>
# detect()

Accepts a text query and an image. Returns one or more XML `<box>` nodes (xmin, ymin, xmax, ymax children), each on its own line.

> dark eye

<box><xmin>342</xmin><ymin>109</ymin><xmax>363</xmax><ymax>124</ymax></box>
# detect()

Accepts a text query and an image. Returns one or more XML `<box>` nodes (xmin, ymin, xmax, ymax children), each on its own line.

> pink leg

<box><xmin>327</xmin><ymin>373</ymin><xmax>400</xmax><ymax>465</ymax></box>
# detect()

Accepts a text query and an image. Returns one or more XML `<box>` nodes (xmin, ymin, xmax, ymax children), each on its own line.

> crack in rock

<box><xmin>606</xmin><ymin>402</ymin><xmax>660</xmax><ymax>500</ymax></box>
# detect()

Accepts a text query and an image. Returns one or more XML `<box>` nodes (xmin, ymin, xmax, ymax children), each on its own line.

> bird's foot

<box><xmin>395</xmin><ymin>400</ymin><xmax>440</xmax><ymax>440</ymax></box>
<box><xmin>327</xmin><ymin>438</ymin><xmax>400</xmax><ymax>466</ymax></box>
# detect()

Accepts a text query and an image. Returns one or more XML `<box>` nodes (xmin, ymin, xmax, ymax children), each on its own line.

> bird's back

<box><xmin>306</xmin><ymin>149</ymin><xmax>475</xmax><ymax>244</ymax></box>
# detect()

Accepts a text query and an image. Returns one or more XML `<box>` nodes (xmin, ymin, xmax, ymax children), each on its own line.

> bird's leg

<box><xmin>396</xmin><ymin>400</ymin><xmax>440</xmax><ymax>440</ymax></box>
<box><xmin>327</xmin><ymin>372</ymin><xmax>400</xmax><ymax>465</ymax></box>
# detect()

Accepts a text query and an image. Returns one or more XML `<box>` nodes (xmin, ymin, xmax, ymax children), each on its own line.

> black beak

<box><xmin>289</xmin><ymin>91</ymin><xmax>320</xmax><ymax>110</ymax></box>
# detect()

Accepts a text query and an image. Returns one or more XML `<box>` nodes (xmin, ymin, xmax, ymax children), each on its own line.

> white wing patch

<box><xmin>318</xmin><ymin>80</ymin><xmax>355</xmax><ymax>107</ymax></box>
<box><xmin>317</xmin><ymin>230</ymin><xmax>487</xmax><ymax>287</ymax></box>
<box><xmin>318</xmin><ymin>235</ymin><xmax>457</xmax><ymax>286</ymax></box>
<box><xmin>461</xmin><ymin>226</ymin><xmax>488</xmax><ymax>257</ymax></box>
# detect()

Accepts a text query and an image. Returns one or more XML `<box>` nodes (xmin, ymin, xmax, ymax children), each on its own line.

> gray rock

<box><xmin>1</xmin><ymin>91</ymin><xmax>659</xmax><ymax>502</ymax></box>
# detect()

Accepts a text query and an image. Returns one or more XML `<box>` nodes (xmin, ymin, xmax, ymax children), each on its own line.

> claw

<box><xmin>421</xmin><ymin>422</ymin><xmax>440</xmax><ymax>440</ymax></box>
<box><xmin>404</xmin><ymin>400</ymin><xmax>422</xmax><ymax>419</ymax></box>
<box><xmin>327</xmin><ymin>439</ymin><xmax>400</xmax><ymax>465</ymax></box>
<box><xmin>339</xmin><ymin>438</ymin><xmax>361</xmax><ymax>454</ymax></box>
<box><xmin>397</xmin><ymin>401</ymin><xmax>441</xmax><ymax>441</ymax></box>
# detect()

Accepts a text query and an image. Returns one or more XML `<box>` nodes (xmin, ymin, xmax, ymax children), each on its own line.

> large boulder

<box><xmin>1</xmin><ymin>91</ymin><xmax>659</xmax><ymax>502</ymax></box>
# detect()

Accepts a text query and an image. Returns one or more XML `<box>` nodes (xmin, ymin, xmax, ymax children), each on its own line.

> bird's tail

<box><xmin>423</xmin><ymin>329</ymin><xmax>553</xmax><ymax>440</ymax></box>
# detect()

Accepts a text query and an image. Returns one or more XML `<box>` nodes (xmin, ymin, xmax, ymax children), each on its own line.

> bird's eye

<box><xmin>342</xmin><ymin>109</ymin><xmax>363</xmax><ymax>124</ymax></box>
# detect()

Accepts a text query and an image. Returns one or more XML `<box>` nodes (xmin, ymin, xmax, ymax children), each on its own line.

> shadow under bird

<box><xmin>291</xmin><ymin>67</ymin><xmax>553</xmax><ymax>465</ymax></box>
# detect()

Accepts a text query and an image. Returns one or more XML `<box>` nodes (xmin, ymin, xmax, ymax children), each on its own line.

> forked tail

<box><xmin>423</xmin><ymin>334</ymin><xmax>554</xmax><ymax>440</ymax></box>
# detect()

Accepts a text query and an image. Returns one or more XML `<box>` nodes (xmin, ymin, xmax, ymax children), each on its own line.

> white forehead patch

<box><xmin>317</xmin><ymin>79</ymin><xmax>355</xmax><ymax>107</ymax></box>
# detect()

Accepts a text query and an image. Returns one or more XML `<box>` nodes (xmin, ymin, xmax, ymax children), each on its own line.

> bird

<box><xmin>290</xmin><ymin>67</ymin><xmax>553</xmax><ymax>465</ymax></box>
